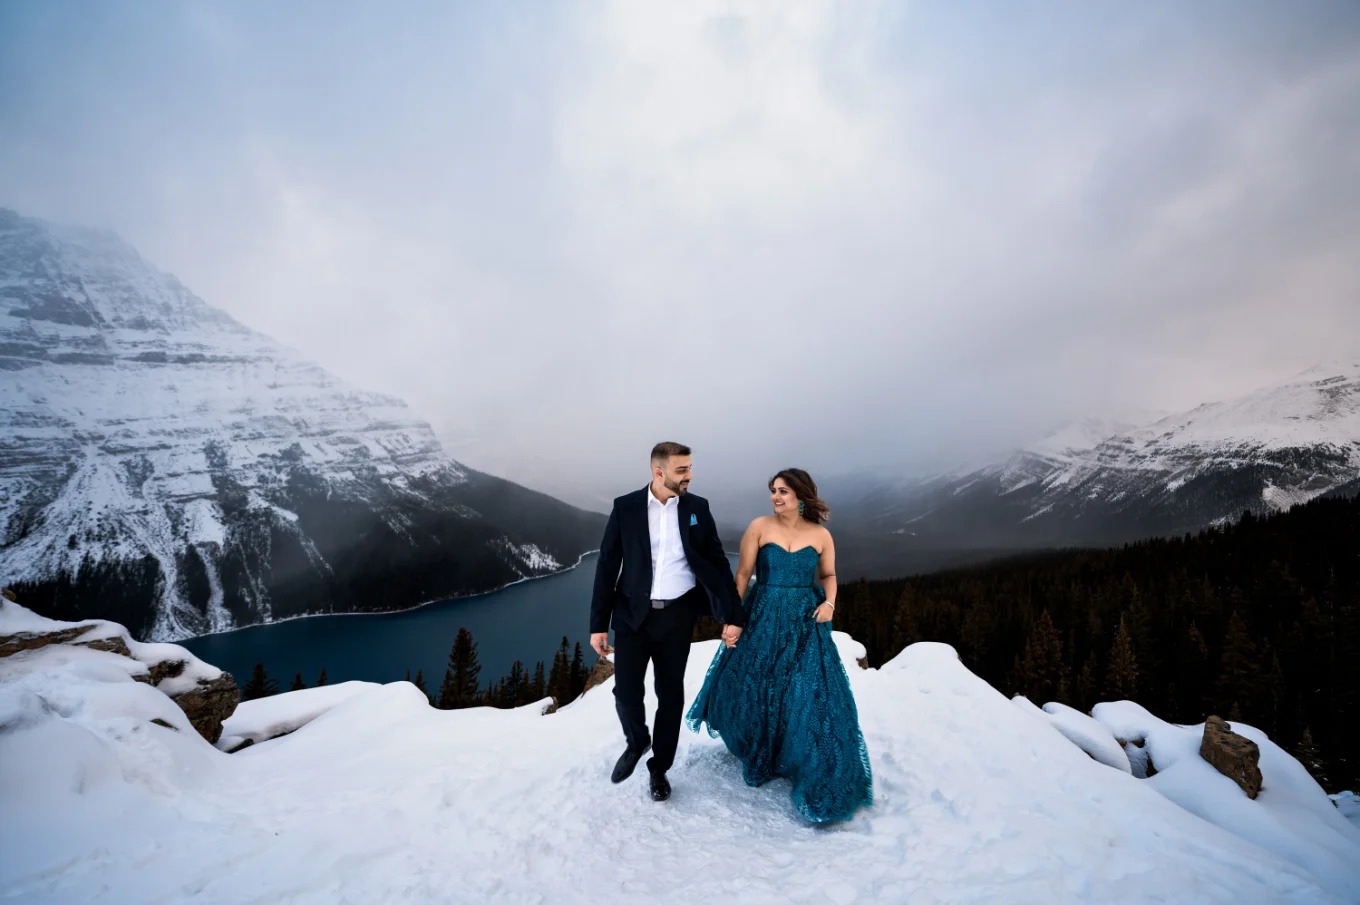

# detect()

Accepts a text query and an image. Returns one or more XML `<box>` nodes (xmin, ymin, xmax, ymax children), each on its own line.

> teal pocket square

<box><xmin>689</xmin><ymin>514</ymin><xmax>698</xmax><ymax>526</ymax></box>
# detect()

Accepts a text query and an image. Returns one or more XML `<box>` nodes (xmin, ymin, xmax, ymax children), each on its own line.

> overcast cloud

<box><xmin>2</xmin><ymin>1</ymin><xmax>1358</xmax><ymax>513</ymax></box>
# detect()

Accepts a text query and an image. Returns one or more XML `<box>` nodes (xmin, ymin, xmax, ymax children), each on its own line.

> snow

<box><xmin>1</xmin><ymin>620</ymin><xmax>1354</xmax><ymax>903</ymax></box>
<box><xmin>1128</xmin><ymin>359</ymin><xmax>1360</xmax><ymax>453</ymax></box>
<box><xmin>1030</xmin><ymin>700</ymin><xmax>1133</xmax><ymax>773</ymax></box>
<box><xmin>1332</xmin><ymin>791</ymin><xmax>1359</xmax><ymax>830</ymax></box>
<box><xmin>1026</xmin><ymin>416</ymin><xmax>1145</xmax><ymax>460</ymax></box>
<box><xmin>1092</xmin><ymin>702</ymin><xmax>1360</xmax><ymax>899</ymax></box>
<box><xmin>216</xmin><ymin>681</ymin><xmax>380</xmax><ymax>751</ymax></box>
<box><xmin>0</xmin><ymin>600</ymin><xmax>222</xmax><ymax>695</ymax></box>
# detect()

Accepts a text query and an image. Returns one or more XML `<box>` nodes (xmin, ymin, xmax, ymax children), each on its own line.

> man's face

<box><xmin>654</xmin><ymin>455</ymin><xmax>692</xmax><ymax>496</ymax></box>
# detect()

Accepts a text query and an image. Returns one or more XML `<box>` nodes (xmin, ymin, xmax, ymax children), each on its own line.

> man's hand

<box><xmin>721</xmin><ymin>624</ymin><xmax>743</xmax><ymax>648</ymax></box>
<box><xmin>590</xmin><ymin>632</ymin><xmax>613</xmax><ymax>657</ymax></box>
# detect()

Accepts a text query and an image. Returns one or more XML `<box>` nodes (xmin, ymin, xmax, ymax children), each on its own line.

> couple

<box><xmin>588</xmin><ymin>442</ymin><xmax>873</xmax><ymax>824</ymax></box>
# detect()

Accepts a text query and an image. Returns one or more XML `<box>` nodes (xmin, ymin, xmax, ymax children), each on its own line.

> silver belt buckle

<box><xmin>651</xmin><ymin>598</ymin><xmax>669</xmax><ymax>609</ymax></box>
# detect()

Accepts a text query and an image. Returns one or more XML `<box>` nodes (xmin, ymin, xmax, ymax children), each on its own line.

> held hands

<box><xmin>721</xmin><ymin>624</ymin><xmax>743</xmax><ymax>648</ymax></box>
<box><xmin>590</xmin><ymin>632</ymin><xmax>613</xmax><ymax>657</ymax></box>
<box><xmin>813</xmin><ymin>603</ymin><xmax>835</xmax><ymax>624</ymax></box>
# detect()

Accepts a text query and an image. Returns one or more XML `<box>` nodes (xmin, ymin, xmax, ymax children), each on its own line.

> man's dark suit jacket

<box><xmin>590</xmin><ymin>486</ymin><xmax>745</xmax><ymax>634</ymax></box>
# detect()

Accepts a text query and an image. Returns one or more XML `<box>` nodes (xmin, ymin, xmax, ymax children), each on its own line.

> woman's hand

<box><xmin>813</xmin><ymin>603</ymin><xmax>835</xmax><ymax>624</ymax></box>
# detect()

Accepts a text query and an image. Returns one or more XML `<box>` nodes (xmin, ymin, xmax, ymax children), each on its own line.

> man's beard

<box><xmin>664</xmin><ymin>477</ymin><xmax>689</xmax><ymax>495</ymax></box>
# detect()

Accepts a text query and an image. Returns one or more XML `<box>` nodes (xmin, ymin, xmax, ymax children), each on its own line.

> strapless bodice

<box><xmin>755</xmin><ymin>543</ymin><xmax>819</xmax><ymax>589</ymax></box>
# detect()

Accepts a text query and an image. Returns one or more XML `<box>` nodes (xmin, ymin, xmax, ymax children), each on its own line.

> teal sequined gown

<box><xmin>686</xmin><ymin>543</ymin><xmax>873</xmax><ymax>823</ymax></box>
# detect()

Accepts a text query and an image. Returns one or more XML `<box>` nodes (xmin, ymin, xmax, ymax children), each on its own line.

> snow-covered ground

<box><xmin>216</xmin><ymin>681</ymin><xmax>381</xmax><ymax>752</ymax></box>
<box><xmin>1333</xmin><ymin>791</ymin><xmax>1360</xmax><ymax>831</ymax></box>
<box><xmin>2</xmin><ymin>613</ymin><xmax>1357</xmax><ymax>904</ymax></box>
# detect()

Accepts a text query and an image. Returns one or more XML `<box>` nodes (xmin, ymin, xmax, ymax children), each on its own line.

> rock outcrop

<box><xmin>1200</xmin><ymin>715</ymin><xmax>1263</xmax><ymax>799</ymax></box>
<box><xmin>580</xmin><ymin>657</ymin><xmax>615</xmax><ymax>698</ymax></box>
<box><xmin>0</xmin><ymin>600</ymin><xmax>239</xmax><ymax>743</ymax></box>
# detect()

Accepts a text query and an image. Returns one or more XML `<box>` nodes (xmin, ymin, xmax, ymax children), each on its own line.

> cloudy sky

<box><xmin>2</xmin><ymin>1</ymin><xmax>1358</xmax><ymax>512</ymax></box>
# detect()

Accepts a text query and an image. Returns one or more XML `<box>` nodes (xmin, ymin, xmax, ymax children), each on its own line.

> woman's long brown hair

<box><xmin>768</xmin><ymin>468</ymin><xmax>830</xmax><ymax>524</ymax></box>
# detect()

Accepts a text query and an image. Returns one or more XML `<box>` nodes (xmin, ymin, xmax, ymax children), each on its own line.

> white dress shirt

<box><xmin>647</xmin><ymin>487</ymin><xmax>697</xmax><ymax>600</ymax></box>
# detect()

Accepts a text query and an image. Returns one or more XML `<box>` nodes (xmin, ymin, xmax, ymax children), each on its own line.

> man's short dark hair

<box><xmin>650</xmin><ymin>442</ymin><xmax>691</xmax><ymax>466</ymax></box>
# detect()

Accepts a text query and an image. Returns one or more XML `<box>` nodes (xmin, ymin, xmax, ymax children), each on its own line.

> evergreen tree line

<box><xmin>817</xmin><ymin>494</ymin><xmax>1360</xmax><ymax>793</ymax></box>
<box><xmin>239</xmin><ymin>629</ymin><xmax>595</xmax><ymax>713</ymax></box>
<box><xmin>242</xmin><ymin>664</ymin><xmax>326</xmax><ymax>699</ymax></box>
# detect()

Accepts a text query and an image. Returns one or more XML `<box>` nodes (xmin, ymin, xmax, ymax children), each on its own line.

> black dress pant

<box><xmin>612</xmin><ymin>591</ymin><xmax>700</xmax><ymax>774</ymax></box>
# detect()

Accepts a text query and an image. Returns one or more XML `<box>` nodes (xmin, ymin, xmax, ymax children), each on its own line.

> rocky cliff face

<box><xmin>0</xmin><ymin>209</ymin><xmax>604</xmax><ymax>641</ymax></box>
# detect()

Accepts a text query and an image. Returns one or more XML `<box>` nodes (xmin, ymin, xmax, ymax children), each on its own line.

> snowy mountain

<box><xmin>0</xmin><ymin>209</ymin><xmax>604</xmax><ymax>641</ymax></box>
<box><xmin>3</xmin><ymin>599</ymin><xmax>1357</xmax><ymax>903</ymax></box>
<box><xmin>836</xmin><ymin>363</ymin><xmax>1360</xmax><ymax>551</ymax></box>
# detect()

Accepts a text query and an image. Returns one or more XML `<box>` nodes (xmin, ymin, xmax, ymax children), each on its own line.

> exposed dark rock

<box><xmin>146</xmin><ymin>658</ymin><xmax>187</xmax><ymax>685</ymax></box>
<box><xmin>1200</xmin><ymin>715</ymin><xmax>1263</xmax><ymax>799</ymax></box>
<box><xmin>162</xmin><ymin>673</ymin><xmax>239</xmax><ymax>745</ymax></box>
<box><xmin>580</xmin><ymin>657</ymin><xmax>615</xmax><ymax>698</ymax></box>
<box><xmin>0</xmin><ymin>626</ymin><xmax>93</xmax><ymax>657</ymax></box>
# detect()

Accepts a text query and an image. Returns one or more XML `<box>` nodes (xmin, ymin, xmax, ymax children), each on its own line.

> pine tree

<box><xmin>438</xmin><ymin>627</ymin><xmax>483</xmax><ymax>709</ymax></box>
<box><xmin>1103</xmin><ymin>614</ymin><xmax>1138</xmax><ymax>701</ymax></box>
<box><xmin>569</xmin><ymin>642</ymin><xmax>587</xmax><ymax>698</ymax></box>
<box><xmin>504</xmin><ymin>660</ymin><xmax>526</xmax><ymax>707</ymax></box>
<box><xmin>1262</xmin><ymin>647</ymin><xmax>1286</xmax><ymax>739</ymax></box>
<box><xmin>1177</xmin><ymin>620</ymin><xmax>1212</xmax><ymax>721</ymax></box>
<box><xmin>1125</xmin><ymin>589</ymin><xmax>1159</xmax><ymax>691</ymax></box>
<box><xmin>547</xmin><ymin>636</ymin><xmax>572</xmax><ymax>706</ymax></box>
<box><xmin>1074</xmin><ymin>652</ymin><xmax>1099</xmax><ymax>714</ymax></box>
<box><xmin>290</xmin><ymin>672</ymin><xmax>306</xmax><ymax>691</ymax></box>
<box><xmin>531</xmin><ymin>661</ymin><xmax>546</xmax><ymax>702</ymax></box>
<box><xmin>1017</xmin><ymin>610</ymin><xmax>1068</xmax><ymax>705</ymax></box>
<box><xmin>1214</xmin><ymin>611</ymin><xmax>1262</xmax><ymax>719</ymax></box>
<box><xmin>242</xmin><ymin>663</ymin><xmax>279</xmax><ymax>701</ymax></box>
<box><xmin>1293</xmin><ymin>726</ymin><xmax>1331</xmax><ymax>790</ymax></box>
<box><xmin>316</xmin><ymin>667</ymin><xmax>328</xmax><ymax>687</ymax></box>
<box><xmin>893</xmin><ymin>584</ymin><xmax>921</xmax><ymax>653</ymax></box>
<box><xmin>412</xmin><ymin>668</ymin><xmax>432</xmax><ymax>705</ymax></box>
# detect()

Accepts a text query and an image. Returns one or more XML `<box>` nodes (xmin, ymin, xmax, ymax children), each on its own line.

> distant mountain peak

<box><xmin>835</xmin><ymin>361</ymin><xmax>1360</xmax><ymax>550</ymax></box>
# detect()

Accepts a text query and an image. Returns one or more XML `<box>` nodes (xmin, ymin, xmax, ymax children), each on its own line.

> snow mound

<box><xmin>1</xmin><ymin>631</ymin><xmax>1354</xmax><ymax>903</ymax></box>
<box><xmin>1017</xmin><ymin>698</ymin><xmax>1133</xmax><ymax>774</ymax></box>
<box><xmin>1332</xmin><ymin>791</ymin><xmax>1359</xmax><ymax>830</ymax></box>
<box><xmin>216</xmin><ymin>681</ymin><xmax>381</xmax><ymax>751</ymax></box>
<box><xmin>1092</xmin><ymin>701</ymin><xmax>1360</xmax><ymax>899</ymax></box>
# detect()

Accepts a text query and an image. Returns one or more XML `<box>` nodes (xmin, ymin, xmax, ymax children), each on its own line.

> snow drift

<box><xmin>2</xmin><ymin>603</ymin><xmax>1357</xmax><ymax>904</ymax></box>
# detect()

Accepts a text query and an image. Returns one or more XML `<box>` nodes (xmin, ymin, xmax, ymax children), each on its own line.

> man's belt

<box><xmin>650</xmin><ymin>588</ymin><xmax>698</xmax><ymax>609</ymax></box>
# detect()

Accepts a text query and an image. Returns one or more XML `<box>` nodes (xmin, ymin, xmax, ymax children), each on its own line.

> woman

<box><xmin>686</xmin><ymin>468</ymin><xmax>873</xmax><ymax>823</ymax></box>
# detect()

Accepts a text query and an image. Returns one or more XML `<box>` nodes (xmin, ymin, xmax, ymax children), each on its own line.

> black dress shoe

<box><xmin>611</xmin><ymin>741</ymin><xmax>651</xmax><ymax>783</ymax></box>
<box><xmin>649</xmin><ymin>769</ymin><xmax>671</xmax><ymax>802</ymax></box>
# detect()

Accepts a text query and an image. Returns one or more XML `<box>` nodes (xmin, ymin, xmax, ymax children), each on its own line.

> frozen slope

<box><xmin>1</xmin><ymin>615</ymin><xmax>1352</xmax><ymax>904</ymax></box>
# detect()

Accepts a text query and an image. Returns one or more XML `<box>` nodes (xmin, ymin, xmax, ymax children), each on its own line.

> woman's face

<box><xmin>769</xmin><ymin>478</ymin><xmax>799</xmax><ymax>516</ymax></box>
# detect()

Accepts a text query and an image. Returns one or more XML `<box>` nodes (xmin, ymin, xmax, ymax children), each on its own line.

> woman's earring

<box><xmin>798</xmin><ymin>501</ymin><xmax>805</xmax><ymax>515</ymax></box>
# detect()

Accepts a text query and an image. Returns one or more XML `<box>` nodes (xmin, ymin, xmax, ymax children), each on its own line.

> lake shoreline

<box><xmin>179</xmin><ymin>549</ymin><xmax>600</xmax><ymax>643</ymax></box>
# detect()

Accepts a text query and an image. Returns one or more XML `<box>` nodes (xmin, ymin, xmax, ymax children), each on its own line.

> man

<box><xmin>590</xmin><ymin>442</ymin><xmax>745</xmax><ymax>801</ymax></box>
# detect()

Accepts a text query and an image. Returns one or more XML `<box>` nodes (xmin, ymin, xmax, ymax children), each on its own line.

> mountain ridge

<box><xmin>821</xmin><ymin>360</ymin><xmax>1360</xmax><ymax>576</ymax></box>
<box><xmin>0</xmin><ymin>208</ymin><xmax>604</xmax><ymax>640</ymax></box>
